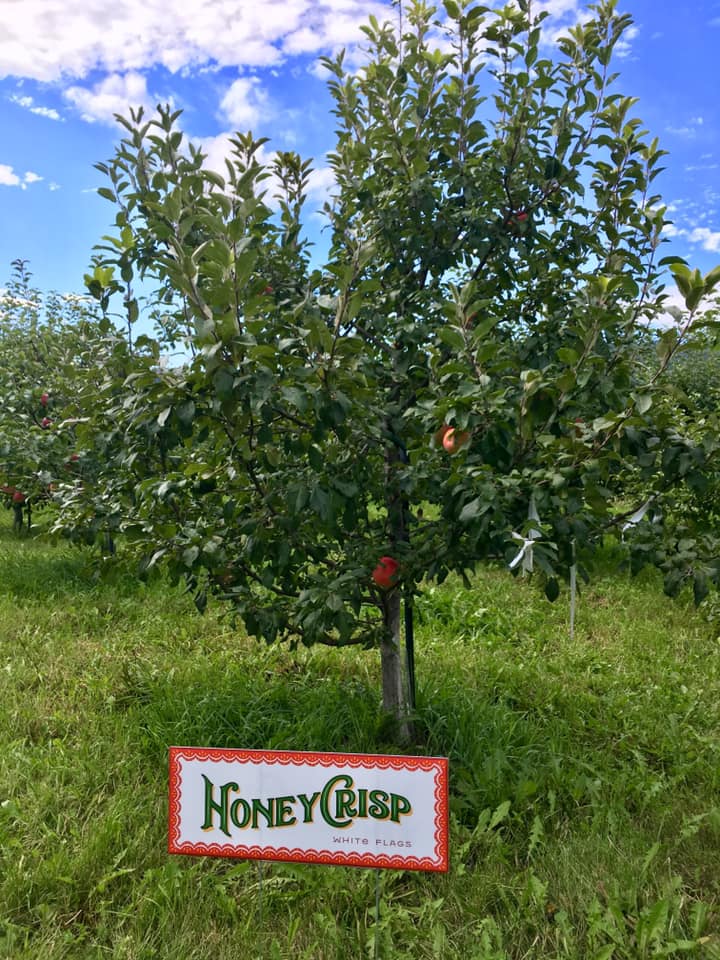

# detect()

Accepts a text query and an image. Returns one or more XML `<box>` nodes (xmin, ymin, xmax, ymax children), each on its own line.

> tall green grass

<box><xmin>1</xmin><ymin>518</ymin><xmax>719</xmax><ymax>958</ymax></box>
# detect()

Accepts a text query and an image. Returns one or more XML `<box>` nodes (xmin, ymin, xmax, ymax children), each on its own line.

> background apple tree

<box><xmin>70</xmin><ymin>0</ymin><xmax>720</xmax><ymax>738</ymax></box>
<box><xmin>0</xmin><ymin>260</ymin><xmax>111</xmax><ymax>533</ymax></box>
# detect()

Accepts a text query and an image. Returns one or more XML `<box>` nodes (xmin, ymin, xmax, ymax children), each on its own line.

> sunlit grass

<box><xmin>1</xmin><ymin>518</ymin><xmax>719</xmax><ymax>958</ymax></box>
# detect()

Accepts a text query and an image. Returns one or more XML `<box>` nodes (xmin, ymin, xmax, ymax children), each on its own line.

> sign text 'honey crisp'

<box><xmin>168</xmin><ymin>747</ymin><xmax>449</xmax><ymax>872</ymax></box>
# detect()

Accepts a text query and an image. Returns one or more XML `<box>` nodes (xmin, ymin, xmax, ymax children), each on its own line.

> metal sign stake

<box><xmin>257</xmin><ymin>860</ymin><xmax>264</xmax><ymax>926</ymax></box>
<box><xmin>374</xmin><ymin>868</ymin><xmax>381</xmax><ymax>960</ymax></box>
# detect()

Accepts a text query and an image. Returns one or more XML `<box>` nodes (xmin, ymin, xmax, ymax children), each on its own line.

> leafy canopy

<box><xmin>65</xmin><ymin>0</ymin><xmax>720</xmax><ymax>652</ymax></box>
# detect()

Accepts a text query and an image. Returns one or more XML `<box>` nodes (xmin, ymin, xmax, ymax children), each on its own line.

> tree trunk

<box><xmin>381</xmin><ymin>590</ymin><xmax>413</xmax><ymax>743</ymax></box>
<box><xmin>382</xmin><ymin>389</ymin><xmax>415</xmax><ymax>742</ymax></box>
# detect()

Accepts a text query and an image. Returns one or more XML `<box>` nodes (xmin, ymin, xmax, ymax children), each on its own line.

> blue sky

<box><xmin>0</xmin><ymin>0</ymin><xmax>719</xmax><ymax>305</ymax></box>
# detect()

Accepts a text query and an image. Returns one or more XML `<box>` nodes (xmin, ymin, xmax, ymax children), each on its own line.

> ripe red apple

<box><xmin>505</xmin><ymin>210</ymin><xmax>529</xmax><ymax>230</ymax></box>
<box><xmin>70</xmin><ymin>453</ymin><xmax>80</xmax><ymax>461</ymax></box>
<box><xmin>372</xmin><ymin>556</ymin><xmax>400</xmax><ymax>590</ymax></box>
<box><xmin>442</xmin><ymin>428</ymin><xmax>470</xmax><ymax>454</ymax></box>
<box><xmin>40</xmin><ymin>392</ymin><xmax>49</xmax><ymax>406</ymax></box>
<box><xmin>433</xmin><ymin>424</ymin><xmax>452</xmax><ymax>447</ymax></box>
<box><xmin>41</xmin><ymin>417</ymin><xmax>52</xmax><ymax>428</ymax></box>
<box><xmin>12</xmin><ymin>491</ymin><xmax>25</xmax><ymax>504</ymax></box>
<box><xmin>263</xmin><ymin>285</ymin><xmax>274</xmax><ymax>295</ymax></box>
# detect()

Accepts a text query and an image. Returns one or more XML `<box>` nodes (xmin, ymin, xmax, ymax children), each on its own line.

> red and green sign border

<box><xmin>168</xmin><ymin>747</ymin><xmax>449</xmax><ymax>872</ymax></box>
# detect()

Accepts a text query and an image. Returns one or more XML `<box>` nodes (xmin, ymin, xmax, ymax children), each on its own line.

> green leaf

<box><xmin>544</xmin><ymin>577</ymin><xmax>560</xmax><ymax>602</ymax></box>
<box><xmin>326</xmin><ymin>593</ymin><xmax>344</xmax><ymax>612</ymax></box>
<box><xmin>543</xmin><ymin>157</ymin><xmax>563</xmax><ymax>179</ymax></box>
<box><xmin>183</xmin><ymin>546</ymin><xmax>200</xmax><ymax>566</ymax></box>
<box><xmin>703</xmin><ymin>264</ymin><xmax>720</xmax><ymax>293</ymax></box>
<box><xmin>176</xmin><ymin>400</ymin><xmax>195</xmax><ymax>427</ymax></box>
<box><xmin>693</xmin><ymin>571</ymin><xmax>709</xmax><ymax>606</ymax></box>
<box><xmin>438</xmin><ymin>327</ymin><xmax>465</xmax><ymax>351</ymax></box>
<box><xmin>213</xmin><ymin>368</ymin><xmax>234</xmax><ymax>400</ymax></box>
<box><xmin>459</xmin><ymin>498</ymin><xmax>484</xmax><ymax>523</ymax></box>
<box><xmin>281</xmin><ymin>386</ymin><xmax>308</xmax><ymax>413</ymax></box>
<box><xmin>488</xmin><ymin>800</ymin><xmax>511</xmax><ymax>831</ymax></box>
<box><xmin>633</xmin><ymin>394</ymin><xmax>652</xmax><ymax>415</ymax></box>
<box><xmin>670</xmin><ymin>263</ymin><xmax>692</xmax><ymax>298</ymax></box>
<box><xmin>557</xmin><ymin>347</ymin><xmax>578</xmax><ymax>365</ymax></box>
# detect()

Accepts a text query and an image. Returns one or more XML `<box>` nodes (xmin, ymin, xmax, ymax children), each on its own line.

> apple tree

<box><xmin>0</xmin><ymin>260</ymin><xmax>112</xmax><ymax>532</ymax></box>
<box><xmin>80</xmin><ymin>0</ymin><xmax>720</xmax><ymax>738</ymax></box>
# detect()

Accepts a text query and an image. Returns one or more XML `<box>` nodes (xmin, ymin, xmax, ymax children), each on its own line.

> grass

<box><xmin>1</xmin><ymin>517</ymin><xmax>719</xmax><ymax>958</ymax></box>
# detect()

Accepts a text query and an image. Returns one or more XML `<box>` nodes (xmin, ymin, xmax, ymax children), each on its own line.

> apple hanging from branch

<box><xmin>372</xmin><ymin>556</ymin><xmax>400</xmax><ymax>590</ymax></box>
<box><xmin>433</xmin><ymin>424</ymin><xmax>452</xmax><ymax>447</ymax></box>
<box><xmin>442</xmin><ymin>427</ymin><xmax>470</xmax><ymax>455</ymax></box>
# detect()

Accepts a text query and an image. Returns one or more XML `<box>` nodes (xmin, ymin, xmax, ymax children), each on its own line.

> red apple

<box><xmin>372</xmin><ymin>556</ymin><xmax>400</xmax><ymax>590</ymax></box>
<box><xmin>505</xmin><ymin>210</ymin><xmax>529</xmax><ymax>230</ymax></box>
<box><xmin>41</xmin><ymin>417</ymin><xmax>52</xmax><ymax>428</ymax></box>
<box><xmin>263</xmin><ymin>285</ymin><xmax>274</xmax><ymax>295</ymax></box>
<box><xmin>40</xmin><ymin>392</ymin><xmax>49</xmax><ymax>406</ymax></box>
<box><xmin>433</xmin><ymin>424</ymin><xmax>452</xmax><ymax>447</ymax></box>
<box><xmin>70</xmin><ymin>453</ymin><xmax>80</xmax><ymax>461</ymax></box>
<box><xmin>12</xmin><ymin>491</ymin><xmax>25</xmax><ymax>504</ymax></box>
<box><xmin>442</xmin><ymin>428</ymin><xmax>470</xmax><ymax>454</ymax></box>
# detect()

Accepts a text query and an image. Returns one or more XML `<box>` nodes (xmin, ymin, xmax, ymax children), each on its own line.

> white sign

<box><xmin>169</xmin><ymin>747</ymin><xmax>449</xmax><ymax>872</ymax></box>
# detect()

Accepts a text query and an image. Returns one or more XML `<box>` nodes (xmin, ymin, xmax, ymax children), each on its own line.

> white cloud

<box><xmin>688</xmin><ymin>227</ymin><xmax>720</xmax><ymax>253</ymax></box>
<box><xmin>0</xmin><ymin>0</ymin><xmax>392</xmax><ymax>84</ymax></box>
<box><xmin>537</xmin><ymin>0</ymin><xmax>581</xmax><ymax>16</ymax></box>
<box><xmin>9</xmin><ymin>93</ymin><xmax>62</xmax><ymax>120</ymax></box>
<box><xmin>219</xmin><ymin>76</ymin><xmax>270</xmax><ymax>130</ymax></box>
<box><xmin>31</xmin><ymin>104</ymin><xmax>62</xmax><ymax>120</ymax></box>
<box><xmin>662</xmin><ymin>223</ymin><xmax>686</xmax><ymax>239</ymax></box>
<box><xmin>306</xmin><ymin>165</ymin><xmax>336</xmax><ymax>206</ymax></box>
<box><xmin>48</xmin><ymin>182</ymin><xmax>61</xmax><ymax>191</ymax></box>
<box><xmin>0</xmin><ymin>165</ymin><xmax>43</xmax><ymax>189</ymax></box>
<box><xmin>64</xmin><ymin>71</ymin><xmax>156</xmax><ymax>123</ymax></box>
<box><xmin>196</xmin><ymin>132</ymin><xmax>238</xmax><ymax>181</ymax></box>
<box><xmin>0</xmin><ymin>164</ymin><xmax>20</xmax><ymax>187</ymax></box>
<box><xmin>615</xmin><ymin>23</ymin><xmax>639</xmax><ymax>59</ymax></box>
<box><xmin>666</xmin><ymin>116</ymin><xmax>704</xmax><ymax>138</ymax></box>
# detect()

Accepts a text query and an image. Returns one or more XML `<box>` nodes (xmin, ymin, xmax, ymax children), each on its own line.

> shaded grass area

<box><xmin>1</xmin><ymin>520</ymin><xmax>719</xmax><ymax>958</ymax></box>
